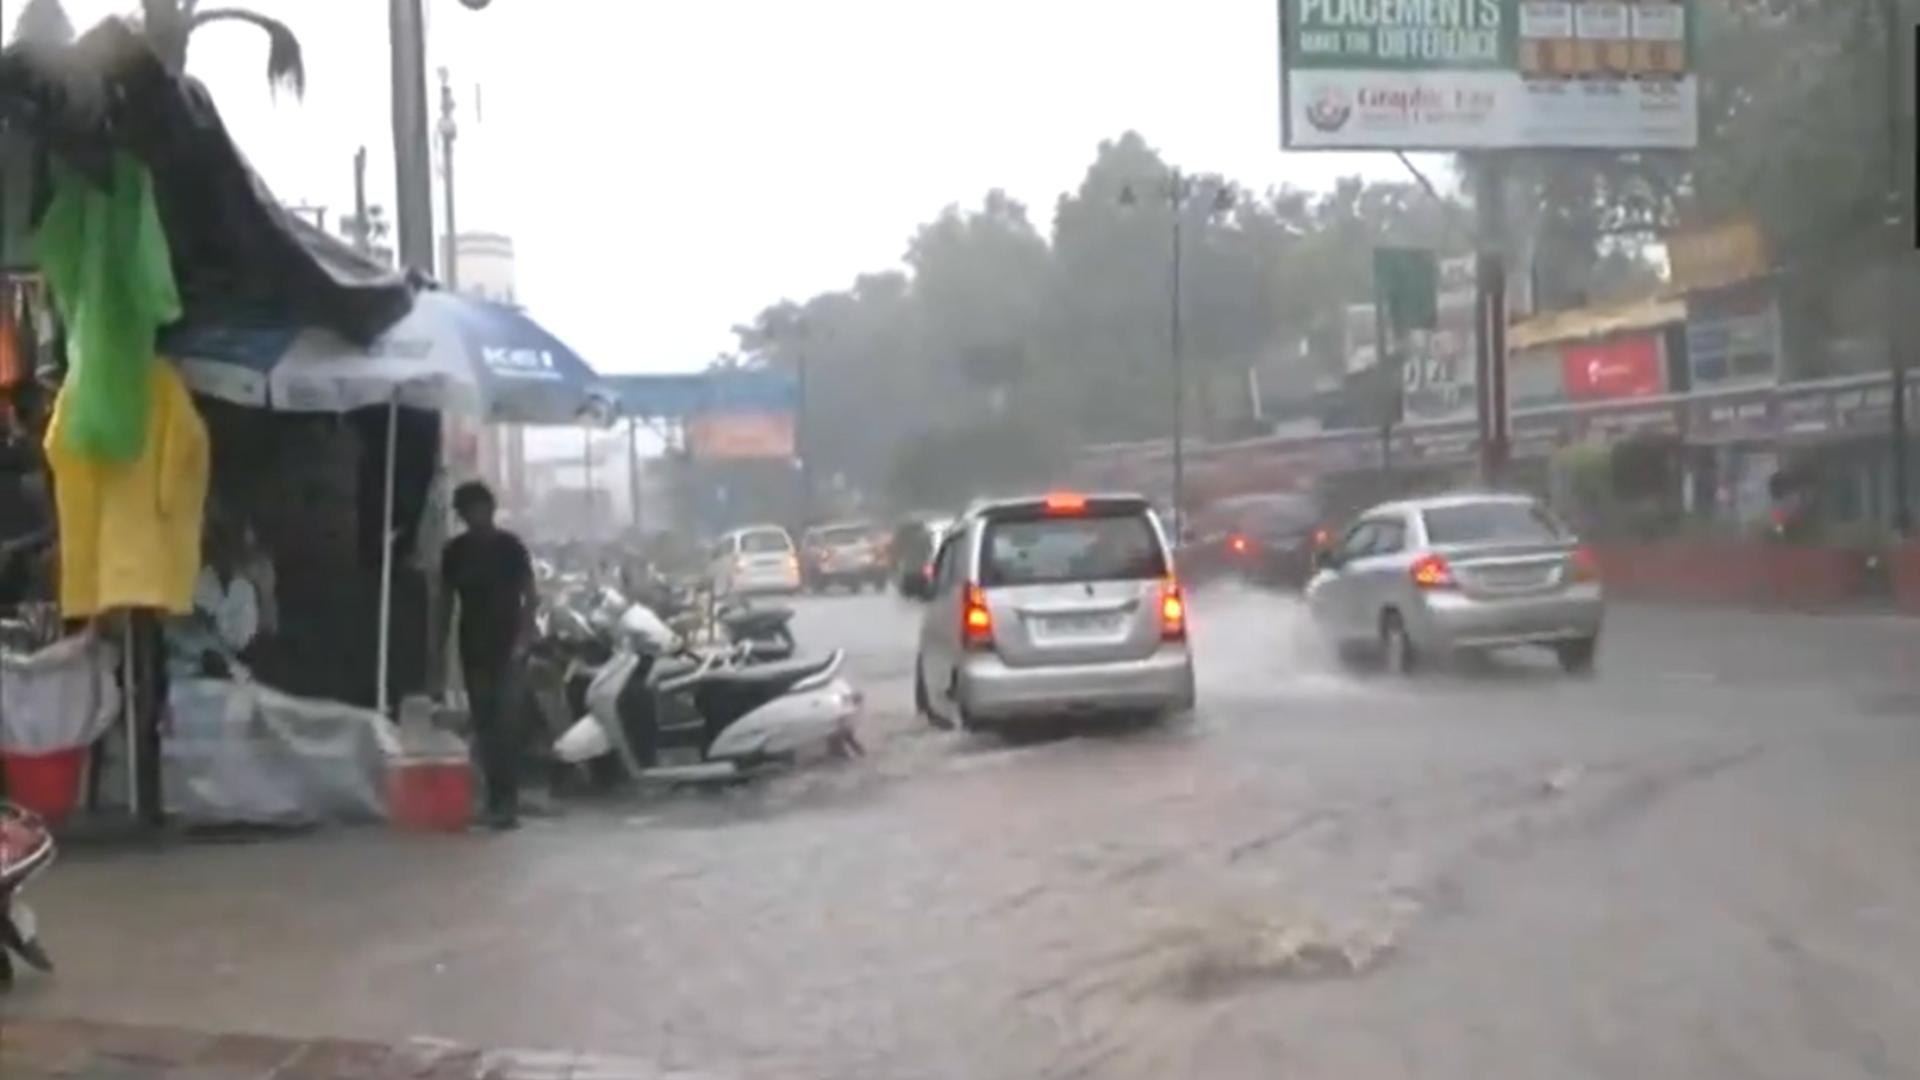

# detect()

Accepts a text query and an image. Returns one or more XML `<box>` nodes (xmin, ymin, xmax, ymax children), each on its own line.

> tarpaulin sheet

<box><xmin>155</xmin><ymin>678</ymin><xmax>398</xmax><ymax>826</ymax></box>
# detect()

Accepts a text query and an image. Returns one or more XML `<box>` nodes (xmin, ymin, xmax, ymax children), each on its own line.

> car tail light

<box><xmin>962</xmin><ymin>585</ymin><xmax>994</xmax><ymax>649</ymax></box>
<box><xmin>1568</xmin><ymin>546</ymin><xmax>1601</xmax><ymax>583</ymax></box>
<box><xmin>1409</xmin><ymin>554</ymin><xmax>1456</xmax><ymax>589</ymax></box>
<box><xmin>1043</xmin><ymin>493</ymin><xmax>1086</xmax><ymax>513</ymax></box>
<box><xmin>1229</xmin><ymin>534</ymin><xmax>1247</xmax><ymax>553</ymax></box>
<box><xmin>1159</xmin><ymin>578</ymin><xmax>1187</xmax><ymax>640</ymax></box>
<box><xmin>1313</xmin><ymin>528</ymin><xmax>1331</xmax><ymax>546</ymax></box>
<box><xmin>921</xmin><ymin>560</ymin><xmax>935</xmax><ymax>580</ymax></box>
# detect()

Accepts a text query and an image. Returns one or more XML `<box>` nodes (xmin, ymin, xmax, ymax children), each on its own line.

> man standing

<box><xmin>432</xmin><ymin>481</ymin><xmax>537</xmax><ymax>830</ymax></box>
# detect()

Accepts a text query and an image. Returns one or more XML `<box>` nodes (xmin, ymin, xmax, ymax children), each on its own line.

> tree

<box><xmin>12</xmin><ymin>0</ymin><xmax>305</xmax><ymax>95</ymax></box>
<box><xmin>732</xmin><ymin>130</ymin><xmax>1480</xmax><ymax>508</ymax></box>
<box><xmin>1507</xmin><ymin>1</ymin><xmax>1917</xmax><ymax>351</ymax></box>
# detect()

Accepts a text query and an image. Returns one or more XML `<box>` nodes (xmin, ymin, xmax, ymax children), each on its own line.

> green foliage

<box><xmin>885</xmin><ymin>417</ymin><xmax>1064</xmax><ymax>512</ymax></box>
<box><xmin>1489</xmin><ymin>1</ymin><xmax>1915</xmax><ymax>321</ymax></box>
<box><xmin>738</xmin><ymin>130</ymin><xmax>1518</xmax><ymax>509</ymax></box>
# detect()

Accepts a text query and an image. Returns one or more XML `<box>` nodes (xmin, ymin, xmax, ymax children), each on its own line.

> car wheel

<box><xmin>914</xmin><ymin>663</ymin><xmax>952</xmax><ymax>730</ymax></box>
<box><xmin>1380</xmin><ymin>610</ymin><xmax>1417</xmax><ymax>676</ymax></box>
<box><xmin>1555</xmin><ymin>636</ymin><xmax>1599</xmax><ymax>676</ymax></box>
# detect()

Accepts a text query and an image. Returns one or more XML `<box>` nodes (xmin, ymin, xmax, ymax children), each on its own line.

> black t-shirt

<box><xmin>441</xmin><ymin>528</ymin><xmax>533</xmax><ymax>665</ymax></box>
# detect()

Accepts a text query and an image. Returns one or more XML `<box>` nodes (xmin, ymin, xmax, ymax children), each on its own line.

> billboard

<box><xmin>1561</xmin><ymin>334</ymin><xmax>1667</xmax><ymax>402</ymax></box>
<box><xmin>603</xmin><ymin>367</ymin><xmax>801</xmax><ymax>421</ymax></box>
<box><xmin>686</xmin><ymin>413</ymin><xmax>796</xmax><ymax>462</ymax></box>
<box><xmin>1279</xmin><ymin>0</ymin><xmax>1698</xmax><ymax>151</ymax></box>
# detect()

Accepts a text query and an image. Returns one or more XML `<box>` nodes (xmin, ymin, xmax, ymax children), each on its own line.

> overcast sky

<box><xmin>47</xmin><ymin>0</ymin><xmax>1416</xmax><ymax>376</ymax></box>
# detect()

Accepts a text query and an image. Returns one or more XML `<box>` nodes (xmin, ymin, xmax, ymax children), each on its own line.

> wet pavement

<box><xmin>12</xmin><ymin>587</ymin><xmax>1920</xmax><ymax>1079</ymax></box>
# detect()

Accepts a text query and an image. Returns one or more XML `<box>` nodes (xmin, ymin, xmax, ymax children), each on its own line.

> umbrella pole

<box><xmin>376</xmin><ymin>401</ymin><xmax>400</xmax><ymax>714</ymax></box>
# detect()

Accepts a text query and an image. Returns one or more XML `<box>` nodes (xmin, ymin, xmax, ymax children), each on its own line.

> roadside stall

<box><xmin>0</xmin><ymin>19</ymin><xmax>415</xmax><ymax>830</ymax></box>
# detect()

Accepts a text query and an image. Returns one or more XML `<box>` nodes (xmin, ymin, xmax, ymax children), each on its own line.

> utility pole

<box><xmin>349</xmin><ymin>147</ymin><xmax>372</xmax><ymax>254</ymax></box>
<box><xmin>627</xmin><ymin>420</ymin><xmax>643</xmax><ymax>534</ymax></box>
<box><xmin>436</xmin><ymin>66</ymin><xmax>459</xmax><ymax>290</ymax></box>
<box><xmin>1471</xmin><ymin>154</ymin><xmax>1511</xmax><ymax>488</ymax></box>
<box><xmin>796</xmin><ymin>353</ymin><xmax>813</xmax><ymax>527</ymax></box>
<box><xmin>1884</xmin><ymin>0</ymin><xmax>1911</xmax><ymax>534</ymax></box>
<box><xmin>388</xmin><ymin>0</ymin><xmax>434</xmax><ymax>275</ymax></box>
<box><xmin>1169</xmin><ymin>168</ymin><xmax>1185</xmax><ymax>527</ymax></box>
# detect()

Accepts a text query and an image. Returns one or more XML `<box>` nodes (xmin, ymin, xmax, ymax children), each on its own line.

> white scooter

<box><xmin>553</xmin><ymin>603</ymin><xmax>863</xmax><ymax>785</ymax></box>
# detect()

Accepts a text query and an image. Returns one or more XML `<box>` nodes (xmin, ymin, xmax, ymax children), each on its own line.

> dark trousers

<box><xmin>464</xmin><ymin>655</ymin><xmax>525</xmax><ymax>817</ymax></box>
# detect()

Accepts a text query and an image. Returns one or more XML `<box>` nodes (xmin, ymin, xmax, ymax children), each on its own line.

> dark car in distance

<box><xmin>889</xmin><ymin>515</ymin><xmax>953</xmax><ymax>599</ymax></box>
<box><xmin>1186</xmin><ymin>492</ymin><xmax>1330</xmax><ymax>590</ymax></box>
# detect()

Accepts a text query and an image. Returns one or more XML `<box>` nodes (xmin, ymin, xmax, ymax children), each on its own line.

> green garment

<box><xmin>35</xmin><ymin>153</ymin><xmax>182</xmax><ymax>463</ymax></box>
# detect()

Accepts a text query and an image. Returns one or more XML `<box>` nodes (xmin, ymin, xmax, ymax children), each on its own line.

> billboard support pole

<box><xmin>1473</xmin><ymin>153</ymin><xmax>1511</xmax><ymax>488</ymax></box>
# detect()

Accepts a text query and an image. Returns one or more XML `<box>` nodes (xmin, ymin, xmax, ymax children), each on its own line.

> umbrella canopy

<box><xmin>166</xmin><ymin>291</ymin><xmax>617</xmax><ymax>425</ymax></box>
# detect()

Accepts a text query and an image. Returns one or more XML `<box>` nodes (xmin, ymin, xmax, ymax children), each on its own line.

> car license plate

<box><xmin>1479</xmin><ymin>566</ymin><xmax>1552</xmax><ymax>588</ymax></box>
<box><xmin>1043</xmin><ymin>613</ymin><xmax>1118</xmax><ymax>635</ymax></box>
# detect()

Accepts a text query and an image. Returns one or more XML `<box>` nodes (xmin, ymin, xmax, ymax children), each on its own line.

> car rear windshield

<box><xmin>739</xmin><ymin>530</ymin><xmax>794</xmax><ymax>554</ymax></box>
<box><xmin>980</xmin><ymin>509</ymin><xmax>1168</xmax><ymax>586</ymax></box>
<box><xmin>810</xmin><ymin>525</ymin><xmax>873</xmax><ymax>546</ymax></box>
<box><xmin>1420</xmin><ymin>502</ymin><xmax>1566</xmax><ymax>546</ymax></box>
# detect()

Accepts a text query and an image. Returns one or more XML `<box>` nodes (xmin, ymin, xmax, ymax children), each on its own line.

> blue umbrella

<box><xmin>168</xmin><ymin>291</ymin><xmax>618</xmax><ymax>425</ymax></box>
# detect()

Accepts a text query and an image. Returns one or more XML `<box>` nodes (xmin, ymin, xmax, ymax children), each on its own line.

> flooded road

<box><xmin>15</xmin><ymin>589</ymin><xmax>1920</xmax><ymax>1080</ymax></box>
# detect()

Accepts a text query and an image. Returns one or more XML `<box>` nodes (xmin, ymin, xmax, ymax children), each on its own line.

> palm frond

<box><xmin>12</xmin><ymin>0</ymin><xmax>75</xmax><ymax>47</ymax></box>
<box><xmin>187</xmin><ymin>7</ymin><xmax>304</xmax><ymax>98</ymax></box>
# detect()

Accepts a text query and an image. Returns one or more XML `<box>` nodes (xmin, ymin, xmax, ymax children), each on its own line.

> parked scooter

<box><xmin>0</xmin><ymin>804</ymin><xmax>55</xmax><ymax>987</ymax></box>
<box><xmin>553</xmin><ymin>604</ymin><xmax>862</xmax><ymax>785</ymax></box>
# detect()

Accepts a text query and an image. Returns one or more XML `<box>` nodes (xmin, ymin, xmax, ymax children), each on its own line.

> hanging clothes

<box><xmin>0</xmin><ymin>281</ymin><xmax>24</xmax><ymax>426</ymax></box>
<box><xmin>46</xmin><ymin>358</ymin><xmax>209</xmax><ymax>618</ymax></box>
<box><xmin>35</xmin><ymin>154</ymin><xmax>182</xmax><ymax>464</ymax></box>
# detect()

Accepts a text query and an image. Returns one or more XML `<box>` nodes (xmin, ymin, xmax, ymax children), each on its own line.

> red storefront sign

<box><xmin>1560</xmin><ymin>335</ymin><xmax>1666</xmax><ymax>402</ymax></box>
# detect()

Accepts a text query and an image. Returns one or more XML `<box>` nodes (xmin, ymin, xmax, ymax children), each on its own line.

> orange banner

<box><xmin>687</xmin><ymin>412</ymin><xmax>795</xmax><ymax>461</ymax></box>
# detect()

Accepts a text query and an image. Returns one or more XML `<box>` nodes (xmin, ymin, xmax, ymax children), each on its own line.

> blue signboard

<box><xmin>604</xmin><ymin>373</ymin><xmax>711</xmax><ymax>420</ymax></box>
<box><xmin>705</xmin><ymin>367</ymin><xmax>801</xmax><ymax>413</ymax></box>
<box><xmin>604</xmin><ymin>368</ymin><xmax>801</xmax><ymax>420</ymax></box>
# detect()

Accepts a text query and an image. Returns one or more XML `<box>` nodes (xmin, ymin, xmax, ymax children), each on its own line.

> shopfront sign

<box><xmin>1279</xmin><ymin>0</ymin><xmax>1699</xmax><ymax>151</ymax></box>
<box><xmin>1392</xmin><ymin>422</ymin><xmax>1479</xmax><ymax>466</ymax></box>
<box><xmin>1684</xmin><ymin>388</ymin><xmax>1771</xmax><ymax>443</ymax></box>
<box><xmin>1572</xmin><ymin>399</ymin><xmax>1682</xmax><ymax>442</ymax></box>
<box><xmin>1664</xmin><ymin>220</ymin><xmax>1768</xmax><ymax>292</ymax></box>
<box><xmin>1560</xmin><ymin>334</ymin><xmax>1666</xmax><ymax>402</ymax></box>
<box><xmin>1685</xmin><ymin>289</ymin><xmax>1778</xmax><ymax>389</ymax></box>
<box><xmin>1398</xmin><ymin>287</ymin><xmax>1478</xmax><ymax>421</ymax></box>
<box><xmin>1507</xmin><ymin>346</ymin><xmax>1566</xmax><ymax>409</ymax></box>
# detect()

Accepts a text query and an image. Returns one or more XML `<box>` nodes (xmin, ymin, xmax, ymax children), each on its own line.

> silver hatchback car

<box><xmin>913</xmin><ymin>492</ymin><xmax>1197</xmax><ymax>732</ymax></box>
<box><xmin>1304</xmin><ymin>492</ymin><xmax>1604</xmax><ymax>675</ymax></box>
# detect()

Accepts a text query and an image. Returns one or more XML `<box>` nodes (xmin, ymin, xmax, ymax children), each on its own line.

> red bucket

<box><xmin>0</xmin><ymin>747</ymin><xmax>86</xmax><ymax>824</ymax></box>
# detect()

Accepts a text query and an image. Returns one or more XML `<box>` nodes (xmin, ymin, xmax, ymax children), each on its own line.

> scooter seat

<box><xmin>648</xmin><ymin>654</ymin><xmax>703</xmax><ymax>682</ymax></box>
<box><xmin>703</xmin><ymin>650</ymin><xmax>841</xmax><ymax>691</ymax></box>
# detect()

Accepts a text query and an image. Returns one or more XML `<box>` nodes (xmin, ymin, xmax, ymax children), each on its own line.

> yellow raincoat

<box><xmin>46</xmin><ymin>359</ymin><xmax>209</xmax><ymax>617</ymax></box>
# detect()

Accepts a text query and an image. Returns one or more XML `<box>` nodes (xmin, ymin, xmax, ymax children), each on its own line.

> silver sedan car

<box><xmin>1304</xmin><ymin>492</ymin><xmax>1603</xmax><ymax>674</ymax></box>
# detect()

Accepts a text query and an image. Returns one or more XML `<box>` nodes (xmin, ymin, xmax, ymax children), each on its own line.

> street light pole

<box><xmin>1884</xmin><ymin>0</ymin><xmax>1911</xmax><ymax>534</ymax></box>
<box><xmin>1120</xmin><ymin>169</ymin><xmax>1232</xmax><ymax>524</ymax></box>
<box><xmin>1168</xmin><ymin>169</ymin><xmax>1186</xmax><ymax>524</ymax></box>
